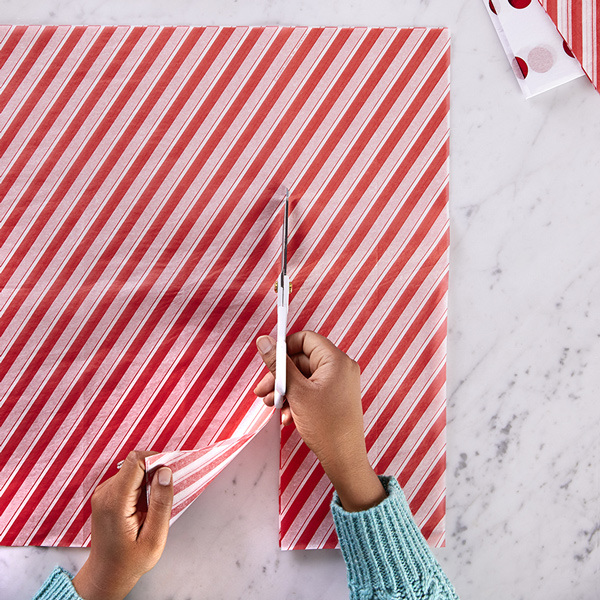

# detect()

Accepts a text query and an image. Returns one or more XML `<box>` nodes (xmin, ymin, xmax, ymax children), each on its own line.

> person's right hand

<box><xmin>254</xmin><ymin>331</ymin><xmax>386</xmax><ymax>512</ymax></box>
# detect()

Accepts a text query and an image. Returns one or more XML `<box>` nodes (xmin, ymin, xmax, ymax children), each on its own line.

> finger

<box><xmin>286</xmin><ymin>330</ymin><xmax>341</xmax><ymax>373</ymax></box>
<box><xmin>290</xmin><ymin>352</ymin><xmax>312</xmax><ymax>377</ymax></box>
<box><xmin>114</xmin><ymin>451</ymin><xmax>152</xmax><ymax>495</ymax></box>
<box><xmin>253</xmin><ymin>370</ymin><xmax>275</xmax><ymax>397</ymax></box>
<box><xmin>141</xmin><ymin>467</ymin><xmax>173</xmax><ymax>548</ymax></box>
<box><xmin>255</xmin><ymin>335</ymin><xmax>305</xmax><ymax>398</ymax></box>
<box><xmin>281</xmin><ymin>405</ymin><xmax>294</xmax><ymax>426</ymax></box>
<box><xmin>261</xmin><ymin>390</ymin><xmax>275</xmax><ymax>407</ymax></box>
<box><xmin>256</xmin><ymin>335</ymin><xmax>277</xmax><ymax>375</ymax></box>
<box><xmin>286</xmin><ymin>330</ymin><xmax>337</xmax><ymax>354</ymax></box>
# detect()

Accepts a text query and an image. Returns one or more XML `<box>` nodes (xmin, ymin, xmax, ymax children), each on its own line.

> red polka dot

<box><xmin>528</xmin><ymin>46</ymin><xmax>554</xmax><ymax>73</ymax></box>
<box><xmin>563</xmin><ymin>40</ymin><xmax>575</xmax><ymax>57</ymax></box>
<box><xmin>489</xmin><ymin>0</ymin><xmax>497</xmax><ymax>14</ymax></box>
<box><xmin>513</xmin><ymin>56</ymin><xmax>528</xmax><ymax>79</ymax></box>
<box><xmin>508</xmin><ymin>0</ymin><xmax>531</xmax><ymax>7</ymax></box>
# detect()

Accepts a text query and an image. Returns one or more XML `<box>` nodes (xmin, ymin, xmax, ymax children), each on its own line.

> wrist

<box><xmin>72</xmin><ymin>558</ymin><xmax>139</xmax><ymax>600</ymax></box>
<box><xmin>322</xmin><ymin>453</ymin><xmax>387</xmax><ymax>512</ymax></box>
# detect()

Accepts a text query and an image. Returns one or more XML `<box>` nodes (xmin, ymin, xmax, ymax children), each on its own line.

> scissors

<box><xmin>274</xmin><ymin>187</ymin><xmax>289</xmax><ymax>410</ymax></box>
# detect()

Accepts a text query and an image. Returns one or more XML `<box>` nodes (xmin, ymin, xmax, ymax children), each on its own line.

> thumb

<box><xmin>256</xmin><ymin>335</ymin><xmax>305</xmax><ymax>396</ymax></box>
<box><xmin>141</xmin><ymin>467</ymin><xmax>173</xmax><ymax>547</ymax></box>
<box><xmin>256</xmin><ymin>335</ymin><xmax>277</xmax><ymax>375</ymax></box>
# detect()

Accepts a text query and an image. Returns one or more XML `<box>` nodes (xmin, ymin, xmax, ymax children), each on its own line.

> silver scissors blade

<box><xmin>274</xmin><ymin>186</ymin><xmax>290</xmax><ymax>409</ymax></box>
<box><xmin>281</xmin><ymin>187</ymin><xmax>289</xmax><ymax>278</ymax></box>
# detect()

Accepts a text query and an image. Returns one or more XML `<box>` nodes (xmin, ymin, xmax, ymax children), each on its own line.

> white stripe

<box><xmin>582</xmin><ymin>0</ymin><xmax>595</xmax><ymax>78</ymax></box>
<box><xmin>0</xmin><ymin>26</ymin><xmax>73</xmax><ymax>138</ymax></box>
<box><xmin>0</xmin><ymin>26</ymin><xmax>40</xmax><ymax>91</ymax></box>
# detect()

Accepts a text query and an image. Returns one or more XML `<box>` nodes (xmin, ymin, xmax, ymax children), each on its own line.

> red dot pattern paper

<box><xmin>484</xmin><ymin>0</ymin><xmax>586</xmax><ymax>98</ymax></box>
<box><xmin>540</xmin><ymin>0</ymin><xmax>600</xmax><ymax>92</ymax></box>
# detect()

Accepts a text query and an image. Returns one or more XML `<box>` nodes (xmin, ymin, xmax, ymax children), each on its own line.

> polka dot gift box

<box><xmin>483</xmin><ymin>0</ymin><xmax>585</xmax><ymax>98</ymax></box>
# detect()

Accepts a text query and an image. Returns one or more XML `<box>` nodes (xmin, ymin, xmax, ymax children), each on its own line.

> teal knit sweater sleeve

<box><xmin>33</xmin><ymin>566</ymin><xmax>83</xmax><ymax>600</ymax></box>
<box><xmin>35</xmin><ymin>477</ymin><xmax>457</xmax><ymax>600</ymax></box>
<box><xmin>331</xmin><ymin>476</ymin><xmax>460</xmax><ymax>600</ymax></box>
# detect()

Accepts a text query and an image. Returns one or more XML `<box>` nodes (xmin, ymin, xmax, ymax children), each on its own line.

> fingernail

<box><xmin>158</xmin><ymin>467</ymin><xmax>172</xmax><ymax>486</ymax></box>
<box><xmin>256</xmin><ymin>335</ymin><xmax>274</xmax><ymax>354</ymax></box>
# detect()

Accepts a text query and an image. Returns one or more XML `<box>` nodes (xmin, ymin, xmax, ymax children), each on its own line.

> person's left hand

<box><xmin>72</xmin><ymin>451</ymin><xmax>174</xmax><ymax>600</ymax></box>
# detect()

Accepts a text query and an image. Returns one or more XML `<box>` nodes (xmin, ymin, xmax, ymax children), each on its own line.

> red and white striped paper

<box><xmin>539</xmin><ymin>0</ymin><xmax>600</xmax><ymax>91</ymax></box>
<box><xmin>0</xmin><ymin>25</ymin><xmax>449</xmax><ymax>549</ymax></box>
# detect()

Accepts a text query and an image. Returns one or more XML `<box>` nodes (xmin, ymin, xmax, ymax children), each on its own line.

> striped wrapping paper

<box><xmin>539</xmin><ymin>0</ymin><xmax>600</xmax><ymax>91</ymax></box>
<box><xmin>0</xmin><ymin>25</ymin><xmax>450</xmax><ymax>549</ymax></box>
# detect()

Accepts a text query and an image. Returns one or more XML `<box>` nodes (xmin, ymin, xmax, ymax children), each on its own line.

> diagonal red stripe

<box><xmin>544</xmin><ymin>0</ymin><xmax>558</xmax><ymax>23</ymax></box>
<box><xmin>0</xmin><ymin>26</ymin><xmax>27</xmax><ymax>72</ymax></box>
<box><xmin>571</xmin><ymin>0</ymin><xmax>584</xmax><ymax>58</ymax></box>
<box><xmin>408</xmin><ymin>452</ymin><xmax>445</xmax><ymax>515</ymax></box>
<box><xmin>420</xmin><ymin>495</ymin><xmax>445</xmax><ymax>542</ymax></box>
<box><xmin>0</xmin><ymin>27</ymin><xmax>97</xmax><ymax>161</ymax></box>
<box><xmin>0</xmin><ymin>27</ymin><xmax>56</xmax><ymax>114</ymax></box>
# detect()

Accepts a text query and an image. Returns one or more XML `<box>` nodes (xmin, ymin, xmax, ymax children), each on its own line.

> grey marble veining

<box><xmin>1</xmin><ymin>1</ymin><xmax>599</xmax><ymax>599</ymax></box>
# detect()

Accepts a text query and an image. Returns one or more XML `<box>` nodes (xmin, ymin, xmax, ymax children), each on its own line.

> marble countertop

<box><xmin>1</xmin><ymin>1</ymin><xmax>599</xmax><ymax>599</ymax></box>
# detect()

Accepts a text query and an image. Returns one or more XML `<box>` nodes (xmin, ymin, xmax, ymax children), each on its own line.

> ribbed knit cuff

<box><xmin>33</xmin><ymin>566</ymin><xmax>83</xmax><ymax>600</ymax></box>
<box><xmin>331</xmin><ymin>476</ymin><xmax>459</xmax><ymax>600</ymax></box>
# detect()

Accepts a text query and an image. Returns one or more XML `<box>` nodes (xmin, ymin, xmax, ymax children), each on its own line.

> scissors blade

<box><xmin>281</xmin><ymin>187</ymin><xmax>288</xmax><ymax>279</ymax></box>
<box><xmin>274</xmin><ymin>186</ymin><xmax>289</xmax><ymax>409</ymax></box>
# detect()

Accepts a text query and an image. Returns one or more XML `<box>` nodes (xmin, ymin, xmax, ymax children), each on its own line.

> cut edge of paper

<box><xmin>145</xmin><ymin>407</ymin><xmax>275</xmax><ymax>525</ymax></box>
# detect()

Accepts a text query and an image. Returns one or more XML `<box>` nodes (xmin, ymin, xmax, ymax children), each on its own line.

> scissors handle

<box><xmin>274</xmin><ymin>274</ymin><xmax>289</xmax><ymax>409</ymax></box>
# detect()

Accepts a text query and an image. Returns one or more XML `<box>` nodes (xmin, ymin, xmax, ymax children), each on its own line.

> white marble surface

<box><xmin>1</xmin><ymin>1</ymin><xmax>600</xmax><ymax>599</ymax></box>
